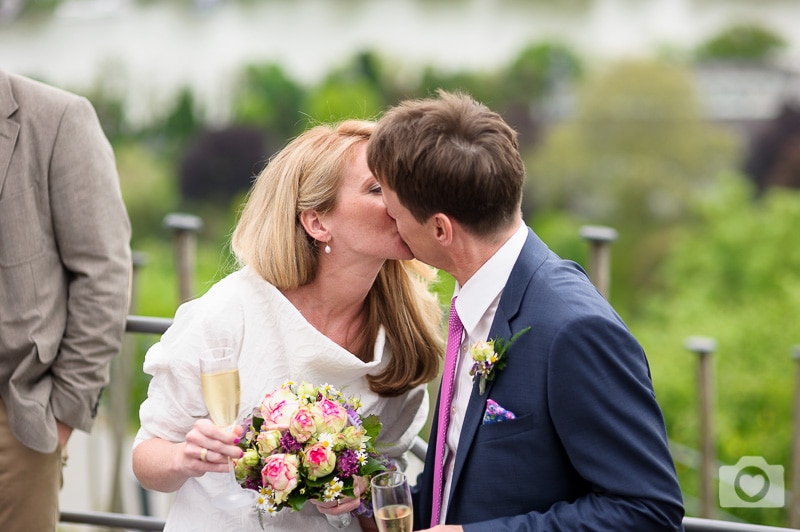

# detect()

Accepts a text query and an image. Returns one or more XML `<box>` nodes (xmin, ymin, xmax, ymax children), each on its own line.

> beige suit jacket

<box><xmin>0</xmin><ymin>69</ymin><xmax>131</xmax><ymax>453</ymax></box>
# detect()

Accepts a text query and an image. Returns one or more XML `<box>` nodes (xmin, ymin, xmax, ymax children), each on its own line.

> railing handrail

<box><xmin>59</xmin><ymin>509</ymin><xmax>166</xmax><ymax>531</ymax></box>
<box><xmin>125</xmin><ymin>314</ymin><xmax>173</xmax><ymax>335</ymax></box>
<box><xmin>682</xmin><ymin>517</ymin><xmax>798</xmax><ymax>531</ymax></box>
<box><xmin>60</xmin><ymin>502</ymin><xmax>799</xmax><ymax>532</ymax></box>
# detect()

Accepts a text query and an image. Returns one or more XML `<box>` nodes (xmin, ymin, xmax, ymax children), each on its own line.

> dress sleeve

<box><xmin>133</xmin><ymin>292</ymin><xmax>244</xmax><ymax>447</ymax></box>
<box><xmin>133</xmin><ymin>341</ymin><xmax>206</xmax><ymax>447</ymax></box>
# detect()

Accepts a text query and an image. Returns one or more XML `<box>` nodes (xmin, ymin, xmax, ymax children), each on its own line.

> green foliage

<box><xmin>305</xmin><ymin>53</ymin><xmax>389</xmax><ymax>123</ymax></box>
<box><xmin>162</xmin><ymin>87</ymin><xmax>202</xmax><ymax>146</ymax></box>
<box><xmin>528</xmin><ymin>59</ymin><xmax>737</xmax><ymax>223</ymax></box>
<box><xmin>115</xmin><ymin>141</ymin><xmax>180</xmax><ymax>242</ymax></box>
<box><xmin>416</xmin><ymin>67</ymin><xmax>500</xmax><ymax>107</ymax></box>
<box><xmin>525</xmin><ymin>210</ymin><xmax>587</xmax><ymax>266</ymax></box>
<box><xmin>632</xmin><ymin>173</ymin><xmax>800</xmax><ymax>525</ymax></box>
<box><xmin>306</xmin><ymin>79</ymin><xmax>384</xmax><ymax>123</ymax></box>
<box><xmin>695</xmin><ymin>23</ymin><xmax>787</xmax><ymax>61</ymax></box>
<box><xmin>504</xmin><ymin>41</ymin><xmax>583</xmax><ymax>101</ymax></box>
<box><xmin>526</xmin><ymin>59</ymin><xmax>739</xmax><ymax>312</ymax></box>
<box><xmin>232</xmin><ymin>63</ymin><xmax>307</xmax><ymax>140</ymax></box>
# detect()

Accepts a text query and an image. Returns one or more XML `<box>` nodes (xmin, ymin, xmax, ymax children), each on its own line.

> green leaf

<box><xmin>361</xmin><ymin>414</ymin><xmax>383</xmax><ymax>441</ymax></box>
<box><xmin>288</xmin><ymin>491</ymin><xmax>307</xmax><ymax>512</ymax></box>
<box><xmin>360</xmin><ymin>456</ymin><xmax>388</xmax><ymax>477</ymax></box>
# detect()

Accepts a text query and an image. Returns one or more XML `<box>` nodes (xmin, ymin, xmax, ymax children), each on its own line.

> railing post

<box><xmin>686</xmin><ymin>336</ymin><xmax>718</xmax><ymax>519</ymax></box>
<box><xmin>579</xmin><ymin>225</ymin><xmax>618</xmax><ymax>299</ymax></box>
<box><xmin>163</xmin><ymin>213</ymin><xmax>202</xmax><ymax>304</ymax></box>
<box><xmin>790</xmin><ymin>345</ymin><xmax>800</xmax><ymax>528</ymax></box>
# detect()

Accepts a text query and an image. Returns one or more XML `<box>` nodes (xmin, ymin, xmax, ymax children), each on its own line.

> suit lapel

<box><xmin>445</xmin><ymin>229</ymin><xmax>547</xmax><ymax>514</ymax></box>
<box><xmin>0</xmin><ymin>70</ymin><xmax>20</xmax><ymax>197</ymax></box>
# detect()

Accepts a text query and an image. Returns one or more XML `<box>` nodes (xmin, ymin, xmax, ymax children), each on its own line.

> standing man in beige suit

<box><xmin>0</xmin><ymin>68</ymin><xmax>132</xmax><ymax>531</ymax></box>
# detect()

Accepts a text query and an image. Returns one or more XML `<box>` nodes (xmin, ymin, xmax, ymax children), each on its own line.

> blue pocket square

<box><xmin>482</xmin><ymin>398</ymin><xmax>516</xmax><ymax>425</ymax></box>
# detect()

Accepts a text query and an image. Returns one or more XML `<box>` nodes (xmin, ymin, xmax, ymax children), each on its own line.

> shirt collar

<box><xmin>453</xmin><ymin>223</ymin><xmax>527</xmax><ymax>336</ymax></box>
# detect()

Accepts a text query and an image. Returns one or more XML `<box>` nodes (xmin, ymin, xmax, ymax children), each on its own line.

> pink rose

<box><xmin>303</xmin><ymin>441</ymin><xmax>336</xmax><ymax>479</ymax></box>
<box><xmin>257</xmin><ymin>428</ymin><xmax>283</xmax><ymax>454</ymax></box>
<box><xmin>289</xmin><ymin>405</ymin><xmax>318</xmax><ymax>443</ymax></box>
<box><xmin>261</xmin><ymin>454</ymin><xmax>300</xmax><ymax>503</ymax></box>
<box><xmin>315</xmin><ymin>398</ymin><xmax>347</xmax><ymax>434</ymax></box>
<box><xmin>260</xmin><ymin>387</ymin><xmax>300</xmax><ymax>429</ymax></box>
<box><xmin>341</xmin><ymin>425</ymin><xmax>364</xmax><ymax>450</ymax></box>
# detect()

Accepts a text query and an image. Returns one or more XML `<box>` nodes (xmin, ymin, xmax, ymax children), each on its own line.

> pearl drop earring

<box><xmin>324</xmin><ymin>243</ymin><xmax>331</xmax><ymax>254</ymax></box>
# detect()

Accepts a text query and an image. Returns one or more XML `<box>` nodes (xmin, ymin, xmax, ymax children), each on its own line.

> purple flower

<box><xmin>336</xmin><ymin>449</ymin><xmax>359</xmax><ymax>478</ymax></box>
<box><xmin>280</xmin><ymin>431</ymin><xmax>303</xmax><ymax>453</ymax></box>
<box><xmin>357</xmin><ymin>498</ymin><xmax>374</xmax><ymax>518</ymax></box>
<box><xmin>346</xmin><ymin>408</ymin><xmax>361</xmax><ymax>428</ymax></box>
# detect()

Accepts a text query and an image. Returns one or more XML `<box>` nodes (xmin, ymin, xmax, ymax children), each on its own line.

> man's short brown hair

<box><xmin>367</xmin><ymin>89</ymin><xmax>525</xmax><ymax>236</ymax></box>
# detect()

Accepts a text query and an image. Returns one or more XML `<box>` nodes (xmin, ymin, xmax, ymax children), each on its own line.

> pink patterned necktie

<box><xmin>431</xmin><ymin>297</ymin><xmax>463</xmax><ymax>527</ymax></box>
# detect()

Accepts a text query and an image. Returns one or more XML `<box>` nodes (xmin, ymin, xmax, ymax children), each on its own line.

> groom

<box><xmin>367</xmin><ymin>90</ymin><xmax>684</xmax><ymax>531</ymax></box>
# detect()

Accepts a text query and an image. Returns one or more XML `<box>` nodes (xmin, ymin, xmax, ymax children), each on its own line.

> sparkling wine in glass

<box><xmin>199</xmin><ymin>347</ymin><xmax>255</xmax><ymax>510</ymax></box>
<box><xmin>371</xmin><ymin>471</ymin><xmax>413</xmax><ymax>532</ymax></box>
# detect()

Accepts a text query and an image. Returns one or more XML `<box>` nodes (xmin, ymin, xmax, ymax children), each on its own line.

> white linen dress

<box><xmin>134</xmin><ymin>267</ymin><xmax>429</xmax><ymax>531</ymax></box>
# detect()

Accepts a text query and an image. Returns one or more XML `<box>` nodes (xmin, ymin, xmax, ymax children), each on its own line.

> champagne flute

<box><xmin>199</xmin><ymin>347</ymin><xmax>255</xmax><ymax>510</ymax></box>
<box><xmin>371</xmin><ymin>471</ymin><xmax>413</xmax><ymax>532</ymax></box>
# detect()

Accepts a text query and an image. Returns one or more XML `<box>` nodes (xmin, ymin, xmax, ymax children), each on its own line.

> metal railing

<box><xmin>124</xmin><ymin>315</ymin><xmax>174</xmax><ymax>335</ymax></box>
<box><xmin>59</xmin><ymin>510</ymin><xmax>165</xmax><ymax>531</ymax></box>
<box><xmin>58</xmin><ymin>315</ymin><xmax>796</xmax><ymax>531</ymax></box>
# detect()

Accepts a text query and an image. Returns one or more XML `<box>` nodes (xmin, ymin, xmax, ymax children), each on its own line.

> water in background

<box><xmin>2</xmin><ymin>0</ymin><xmax>800</xmax><ymax>125</ymax></box>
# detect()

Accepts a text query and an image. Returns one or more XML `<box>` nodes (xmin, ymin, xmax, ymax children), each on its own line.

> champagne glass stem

<box><xmin>325</xmin><ymin>512</ymin><xmax>352</xmax><ymax>529</ymax></box>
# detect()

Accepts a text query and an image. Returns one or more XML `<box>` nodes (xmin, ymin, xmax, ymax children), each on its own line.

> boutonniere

<box><xmin>469</xmin><ymin>327</ymin><xmax>531</xmax><ymax>395</ymax></box>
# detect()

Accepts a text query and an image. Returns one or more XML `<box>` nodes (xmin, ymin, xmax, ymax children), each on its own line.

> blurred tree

<box><xmin>232</xmin><ymin>62</ymin><xmax>307</xmax><ymax>143</ymax></box>
<box><xmin>178</xmin><ymin>125</ymin><xmax>267</xmax><ymax>203</ymax></box>
<box><xmin>306</xmin><ymin>79</ymin><xmax>383</xmax><ymax>123</ymax></box>
<box><xmin>163</xmin><ymin>86</ymin><xmax>202</xmax><ymax>146</ymax></box>
<box><xmin>694</xmin><ymin>22</ymin><xmax>787</xmax><ymax>61</ymax></box>
<box><xmin>744</xmin><ymin>102</ymin><xmax>800</xmax><ymax>196</ymax></box>
<box><xmin>529</xmin><ymin>60</ymin><xmax>736</xmax><ymax>224</ymax></box>
<box><xmin>305</xmin><ymin>52</ymin><xmax>387</xmax><ymax>122</ymax></box>
<box><xmin>115</xmin><ymin>141</ymin><xmax>180</xmax><ymax>244</ymax></box>
<box><xmin>503</xmin><ymin>41</ymin><xmax>583</xmax><ymax>102</ymax></box>
<box><xmin>526</xmin><ymin>59</ymin><xmax>738</xmax><ymax>312</ymax></box>
<box><xmin>501</xmin><ymin>41</ymin><xmax>583</xmax><ymax>149</ymax></box>
<box><xmin>416</xmin><ymin>67</ymin><xmax>498</xmax><ymax>107</ymax></box>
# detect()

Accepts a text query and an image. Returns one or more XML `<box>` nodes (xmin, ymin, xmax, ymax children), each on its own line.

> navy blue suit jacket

<box><xmin>412</xmin><ymin>229</ymin><xmax>684</xmax><ymax>531</ymax></box>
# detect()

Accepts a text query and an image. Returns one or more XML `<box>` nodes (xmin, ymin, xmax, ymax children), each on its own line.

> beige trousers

<box><xmin>0</xmin><ymin>398</ymin><xmax>63</xmax><ymax>531</ymax></box>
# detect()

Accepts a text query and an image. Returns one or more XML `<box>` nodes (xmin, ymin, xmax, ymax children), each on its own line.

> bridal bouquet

<box><xmin>234</xmin><ymin>381</ymin><xmax>388</xmax><ymax>521</ymax></box>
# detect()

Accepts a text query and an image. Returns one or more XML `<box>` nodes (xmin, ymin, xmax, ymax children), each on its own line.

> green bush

<box><xmin>695</xmin><ymin>23</ymin><xmax>787</xmax><ymax>62</ymax></box>
<box><xmin>632</xmin><ymin>173</ymin><xmax>800</xmax><ymax>525</ymax></box>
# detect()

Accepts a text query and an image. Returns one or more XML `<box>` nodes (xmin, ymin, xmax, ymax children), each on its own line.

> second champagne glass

<box><xmin>199</xmin><ymin>346</ymin><xmax>255</xmax><ymax>510</ymax></box>
<box><xmin>370</xmin><ymin>471</ymin><xmax>413</xmax><ymax>532</ymax></box>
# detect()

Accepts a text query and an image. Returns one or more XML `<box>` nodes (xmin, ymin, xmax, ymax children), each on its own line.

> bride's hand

<box><xmin>311</xmin><ymin>475</ymin><xmax>368</xmax><ymax>516</ymax></box>
<box><xmin>182</xmin><ymin>418</ymin><xmax>245</xmax><ymax>477</ymax></box>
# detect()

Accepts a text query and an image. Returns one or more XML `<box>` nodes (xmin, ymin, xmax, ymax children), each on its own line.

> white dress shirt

<box><xmin>439</xmin><ymin>223</ymin><xmax>528</xmax><ymax>521</ymax></box>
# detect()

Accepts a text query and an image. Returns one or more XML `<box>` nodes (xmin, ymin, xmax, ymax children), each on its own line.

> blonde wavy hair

<box><xmin>231</xmin><ymin>120</ymin><xmax>443</xmax><ymax>396</ymax></box>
